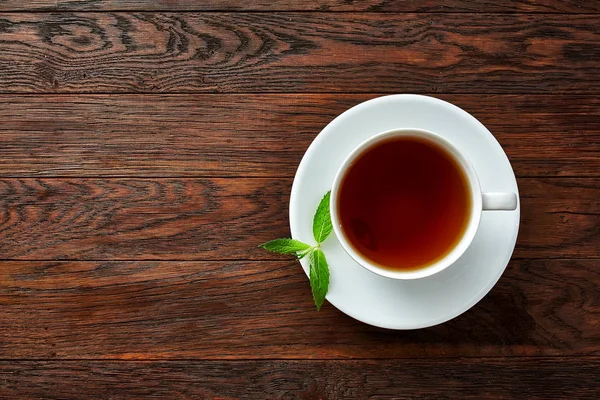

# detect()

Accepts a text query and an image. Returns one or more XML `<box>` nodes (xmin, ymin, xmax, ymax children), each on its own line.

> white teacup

<box><xmin>330</xmin><ymin>128</ymin><xmax>518</xmax><ymax>280</ymax></box>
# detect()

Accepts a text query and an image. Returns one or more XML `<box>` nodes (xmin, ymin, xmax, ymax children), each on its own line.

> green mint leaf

<box><xmin>260</xmin><ymin>238</ymin><xmax>312</xmax><ymax>255</ymax></box>
<box><xmin>312</xmin><ymin>191</ymin><xmax>332</xmax><ymax>244</ymax></box>
<box><xmin>309</xmin><ymin>249</ymin><xmax>330</xmax><ymax>311</ymax></box>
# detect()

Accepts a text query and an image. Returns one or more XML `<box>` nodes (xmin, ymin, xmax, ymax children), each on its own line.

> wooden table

<box><xmin>0</xmin><ymin>1</ymin><xmax>599</xmax><ymax>399</ymax></box>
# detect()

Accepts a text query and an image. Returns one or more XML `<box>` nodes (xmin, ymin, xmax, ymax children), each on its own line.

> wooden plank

<box><xmin>1</xmin><ymin>358</ymin><xmax>599</xmax><ymax>399</ymax></box>
<box><xmin>0</xmin><ymin>178</ymin><xmax>291</xmax><ymax>260</ymax></box>
<box><xmin>0</xmin><ymin>259</ymin><xmax>598</xmax><ymax>359</ymax></box>
<box><xmin>0</xmin><ymin>178</ymin><xmax>598</xmax><ymax>260</ymax></box>
<box><xmin>1</xmin><ymin>94</ymin><xmax>599</xmax><ymax>178</ymax></box>
<box><xmin>1</xmin><ymin>0</ymin><xmax>600</xmax><ymax>13</ymax></box>
<box><xmin>0</xmin><ymin>13</ymin><xmax>598</xmax><ymax>93</ymax></box>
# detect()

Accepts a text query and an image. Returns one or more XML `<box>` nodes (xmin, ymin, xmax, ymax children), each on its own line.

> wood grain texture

<box><xmin>0</xmin><ymin>178</ymin><xmax>289</xmax><ymax>260</ymax></box>
<box><xmin>0</xmin><ymin>0</ymin><xmax>596</xmax><ymax>397</ymax></box>
<box><xmin>0</xmin><ymin>259</ymin><xmax>598</xmax><ymax>359</ymax></box>
<box><xmin>0</xmin><ymin>13</ymin><xmax>599</xmax><ymax>93</ymax></box>
<box><xmin>0</xmin><ymin>178</ymin><xmax>598</xmax><ymax>260</ymax></box>
<box><xmin>2</xmin><ymin>0</ymin><xmax>600</xmax><ymax>13</ymax></box>
<box><xmin>1</xmin><ymin>358</ymin><xmax>599</xmax><ymax>399</ymax></box>
<box><xmin>1</xmin><ymin>94</ymin><xmax>599</xmax><ymax>178</ymax></box>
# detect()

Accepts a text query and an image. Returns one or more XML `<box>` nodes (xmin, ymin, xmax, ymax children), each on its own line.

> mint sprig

<box><xmin>259</xmin><ymin>191</ymin><xmax>332</xmax><ymax>311</ymax></box>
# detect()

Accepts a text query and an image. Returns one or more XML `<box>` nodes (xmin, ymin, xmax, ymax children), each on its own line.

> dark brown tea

<box><xmin>337</xmin><ymin>136</ymin><xmax>472</xmax><ymax>271</ymax></box>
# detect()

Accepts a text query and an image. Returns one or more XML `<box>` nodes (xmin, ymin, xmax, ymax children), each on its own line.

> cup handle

<box><xmin>482</xmin><ymin>192</ymin><xmax>518</xmax><ymax>211</ymax></box>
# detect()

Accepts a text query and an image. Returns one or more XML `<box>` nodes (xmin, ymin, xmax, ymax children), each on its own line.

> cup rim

<box><xmin>330</xmin><ymin>127</ymin><xmax>483</xmax><ymax>280</ymax></box>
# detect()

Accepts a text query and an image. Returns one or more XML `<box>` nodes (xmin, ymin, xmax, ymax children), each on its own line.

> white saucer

<box><xmin>289</xmin><ymin>94</ymin><xmax>520</xmax><ymax>329</ymax></box>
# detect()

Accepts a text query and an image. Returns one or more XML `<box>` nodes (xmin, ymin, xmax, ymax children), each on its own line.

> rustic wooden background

<box><xmin>0</xmin><ymin>1</ymin><xmax>599</xmax><ymax>399</ymax></box>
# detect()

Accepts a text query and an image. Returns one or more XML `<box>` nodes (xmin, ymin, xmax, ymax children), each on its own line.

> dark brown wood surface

<box><xmin>1</xmin><ymin>358</ymin><xmax>599</xmax><ymax>399</ymax></box>
<box><xmin>1</xmin><ymin>94</ymin><xmax>599</xmax><ymax>177</ymax></box>
<box><xmin>0</xmin><ymin>1</ymin><xmax>598</xmax><ymax>399</ymax></box>
<box><xmin>0</xmin><ymin>13</ymin><xmax>599</xmax><ymax>93</ymax></box>
<box><xmin>2</xmin><ymin>0</ymin><xmax>600</xmax><ymax>13</ymax></box>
